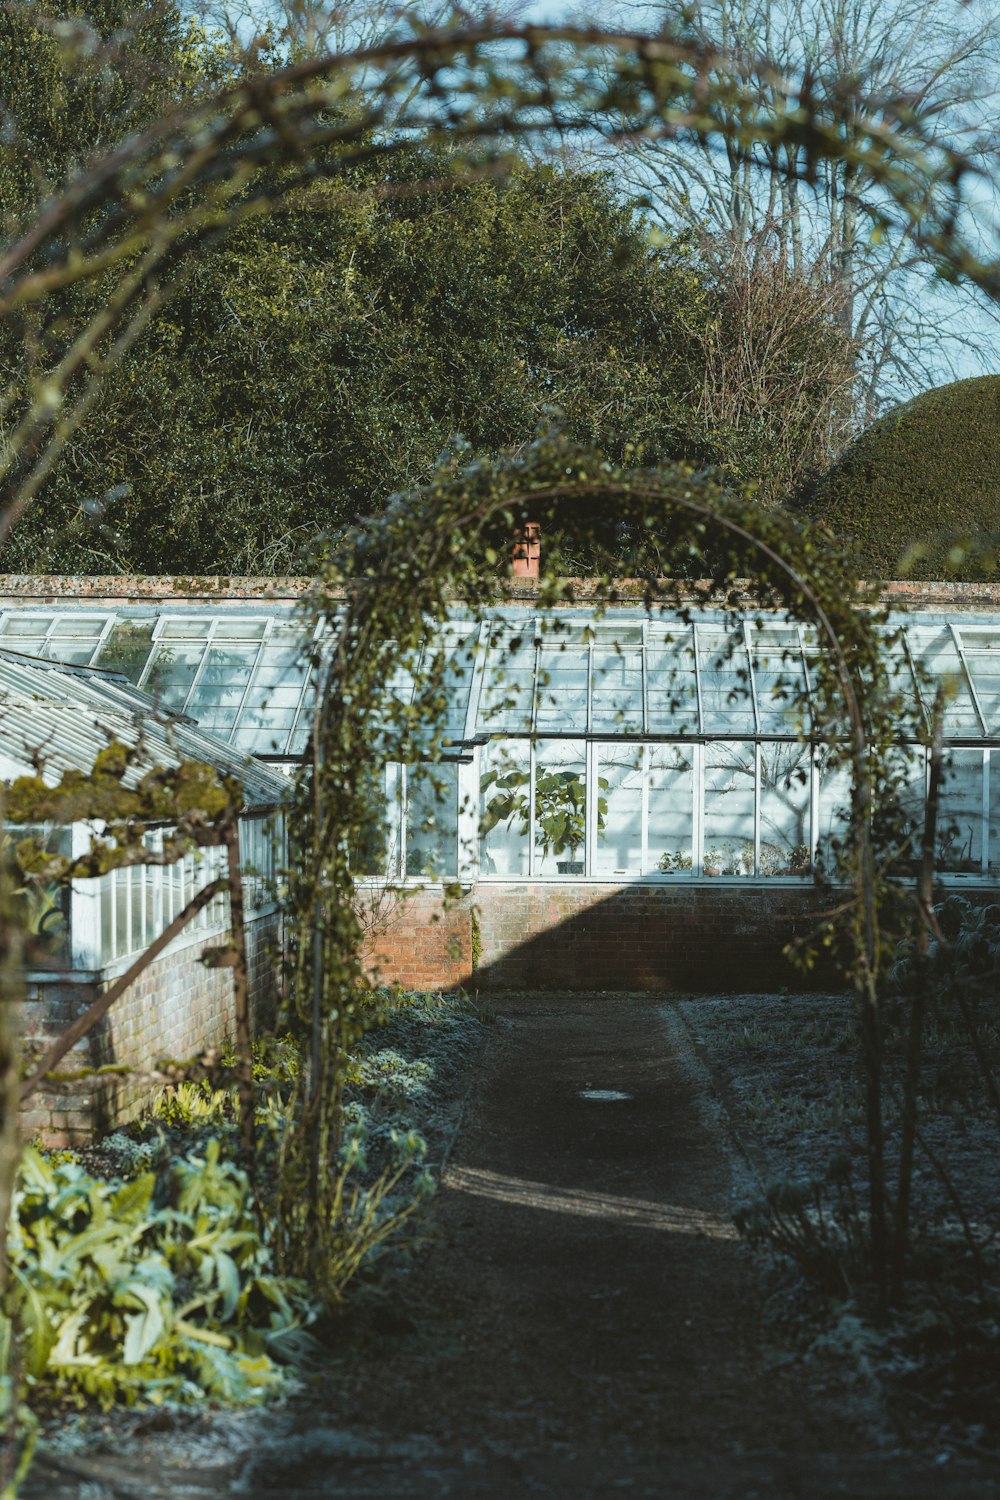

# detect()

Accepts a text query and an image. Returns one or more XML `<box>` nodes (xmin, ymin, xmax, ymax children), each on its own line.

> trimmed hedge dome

<box><xmin>803</xmin><ymin>375</ymin><xmax>1000</xmax><ymax>580</ymax></box>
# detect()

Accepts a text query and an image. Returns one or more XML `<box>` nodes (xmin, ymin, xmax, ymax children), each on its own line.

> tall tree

<box><xmin>600</xmin><ymin>0</ymin><xmax>1000</xmax><ymax>421</ymax></box>
<box><xmin>2</xmin><ymin>157</ymin><xmax>713</xmax><ymax>572</ymax></box>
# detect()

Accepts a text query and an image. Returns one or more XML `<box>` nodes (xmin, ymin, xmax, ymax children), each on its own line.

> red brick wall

<box><xmin>363</xmin><ymin>892</ymin><xmax>473</xmax><ymax>991</ymax></box>
<box><xmin>20</xmin><ymin>913</ymin><xmax>282</xmax><ymax>1146</ymax></box>
<box><xmin>360</xmin><ymin>882</ymin><xmax>838</xmax><ymax>993</ymax></box>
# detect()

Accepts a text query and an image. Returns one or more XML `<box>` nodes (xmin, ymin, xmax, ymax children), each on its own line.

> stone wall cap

<box><xmin>2</xmin><ymin>574</ymin><xmax>1000</xmax><ymax>611</ymax></box>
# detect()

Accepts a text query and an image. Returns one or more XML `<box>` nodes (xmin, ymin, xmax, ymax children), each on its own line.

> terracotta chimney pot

<box><xmin>512</xmin><ymin>521</ymin><xmax>541</xmax><ymax>578</ymax></box>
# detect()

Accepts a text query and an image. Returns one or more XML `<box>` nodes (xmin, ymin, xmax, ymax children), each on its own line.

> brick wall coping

<box><xmin>0</xmin><ymin>575</ymin><xmax>998</xmax><ymax>609</ymax></box>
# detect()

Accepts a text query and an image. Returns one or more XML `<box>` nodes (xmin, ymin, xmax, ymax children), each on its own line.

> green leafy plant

<box><xmin>479</xmin><ymin>764</ymin><xmax>608</xmax><ymax>865</ymax></box>
<box><xmin>6</xmin><ymin>1142</ymin><xmax>316</xmax><ymax>1410</ymax></box>
<box><xmin>657</xmin><ymin>848</ymin><xmax>693</xmax><ymax>872</ymax></box>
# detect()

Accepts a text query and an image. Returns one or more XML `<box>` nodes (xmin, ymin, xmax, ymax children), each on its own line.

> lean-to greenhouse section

<box><xmin>0</xmin><ymin>624</ymin><xmax>290</xmax><ymax>1142</ymax></box>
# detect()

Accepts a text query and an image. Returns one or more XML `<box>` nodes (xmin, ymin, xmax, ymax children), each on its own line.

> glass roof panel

<box><xmin>422</xmin><ymin>624</ymin><xmax>479</xmax><ymax>739</ymax></box>
<box><xmin>697</xmin><ymin>625</ymin><xmax>756</xmax><ymax>735</ymax></box>
<box><xmin>954</xmin><ymin>628</ymin><xmax>1000</xmax><ymax>732</ymax></box>
<box><xmin>34</xmin><ymin>613</ymin><xmax>109</xmax><ymax>666</ymax></box>
<box><xmin>478</xmin><ymin>623</ymin><xmax>536</xmax><ymax>732</ymax></box>
<box><xmin>535</xmin><ymin>628</ymin><xmax>590</xmax><ymax>733</ymax></box>
<box><xmin>213</xmin><ymin>619</ymin><xmax>268</xmax><ymax>641</ymax></box>
<box><xmin>645</xmin><ymin>626</ymin><xmax>699</xmax><ymax>734</ymax></box>
<box><xmin>95</xmin><ymin>621</ymin><xmax>155</xmax><ymax>684</ymax></box>
<box><xmin>906</xmin><ymin>626</ymin><xmax>982</xmax><ymax>735</ymax></box>
<box><xmin>750</xmin><ymin>625</ymin><xmax>810</xmax><ymax>735</ymax></box>
<box><xmin>141</xmin><ymin>640</ymin><xmax>205</xmax><ymax>711</ymax></box>
<box><xmin>0</xmin><ymin>614</ymin><xmax>51</xmax><ymax>640</ymax></box>
<box><xmin>591</xmin><ymin>626</ymin><xmax>643</xmax><ymax>733</ymax></box>
<box><xmin>187</xmin><ymin>643</ymin><xmax>263</xmax><ymax>734</ymax></box>
<box><xmin>159</xmin><ymin>618</ymin><xmax>213</xmax><ymax>640</ymax></box>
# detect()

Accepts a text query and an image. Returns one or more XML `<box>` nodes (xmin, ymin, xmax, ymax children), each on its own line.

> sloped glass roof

<box><xmin>3</xmin><ymin>601</ymin><xmax>1000</xmax><ymax>751</ymax></box>
<box><xmin>0</xmin><ymin>607</ymin><xmax>317</xmax><ymax>759</ymax></box>
<box><xmin>0</xmin><ymin>650</ymin><xmax>289</xmax><ymax>809</ymax></box>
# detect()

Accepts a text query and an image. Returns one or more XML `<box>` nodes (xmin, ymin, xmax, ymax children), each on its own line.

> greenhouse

<box><xmin>0</xmin><ymin>602</ymin><xmax>315</xmax><ymax>761</ymax></box>
<box><xmin>3</xmin><ymin>586</ymin><xmax>1000</xmax><ymax>886</ymax></box>
<box><xmin>5</xmin><ymin>577</ymin><xmax>1000</xmax><ymax>993</ymax></box>
<box><xmin>373</xmin><ymin>604</ymin><xmax>1000</xmax><ymax>886</ymax></box>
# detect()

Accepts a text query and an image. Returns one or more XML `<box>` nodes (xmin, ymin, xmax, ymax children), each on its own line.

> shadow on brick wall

<box><xmin>367</xmin><ymin>882</ymin><xmax>843</xmax><ymax>994</ymax></box>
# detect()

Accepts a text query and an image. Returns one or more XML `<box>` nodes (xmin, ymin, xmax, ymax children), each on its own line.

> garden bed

<box><xmin>678</xmin><ymin>990</ymin><xmax>1000</xmax><ymax>1458</ymax></box>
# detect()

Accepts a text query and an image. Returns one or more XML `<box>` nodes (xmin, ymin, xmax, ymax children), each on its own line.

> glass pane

<box><xmin>703</xmin><ymin>743</ymin><xmax>756</xmax><ymax>877</ymax></box>
<box><xmin>0</xmin><ymin>614</ymin><xmax>50</xmax><ymax>653</ymax></box>
<box><xmin>480</xmin><ymin>742</ymin><xmax>530</xmax><ymax>876</ymax></box>
<box><xmin>213</xmin><ymin>619</ymin><xmax>267</xmax><ymax>641</ymax></box>
<box><xmin>816</xmin><ymin>751</ymin><xmax>850</xmax><ymax>874</ymax></box>
<box><xmin>750</xmin><ymin>627</ymin><xmax>810</xmax><ymax>735</ymax></box>
<box><xmin>956</xmin><ymin>629</ymin><xmax>1000</xmax><ymax>732</ymax></box>
<box><xmin>430</xmin><ymin>625</ymin><xmax>479</xmax><ymax>740</ymax></box>
<box><xmin>188</xmin><ymin>645</ymin><xmax>261</xmax><ymax>734</ymax></box>
<box><xmin>143</xmin><ymin>641</ymin><xmax>203</xmax><ymax>710</ymax></box>
<box><xmin>95</xmin><ymin>622</ymin><xmax>155</xmax><ymax>684</ymax></box>
<box><xmin>43</xmin><ymin>615</ymin><xmax>108</xmax><ymax>666</ymax></box>
<box><xmin>759</xmin><ymin>744</ymin><xmax>812</xmax><ymax>876</ymax></box>
<box><xmin>591</xmin><ymin>627</ymin><xmax>643</xmax><ymax>733</ymax></box>
<box><xmin>114</xmin><ymin>870</ymin><xmax>130</xmax><ymax>958</ymax></box>
<box><xmin>876</xmin><ymin>746</ymin><xmax>926</xmax><ymax>876</ymax></box>
<box><xmin>479</xmin><ymin>626</ymin><xmax>535</xmax><ymax>731</ymax></box>
<box><xmin>595</xmin><ymin>745</ymin><xmax>643</xmax><ymax>876</ymax></box>
<box><xmin>535</xmin><ymin>740</ymin><xmax>586</xmax><ymax>875</ymax></box>
<box><xmin>646</xmin><ymin>628</ymin><xmax>698</xmax><ymax>734</ymax></box>
<box><xmin>405</xmin><ymin>764</ymin><xmax>458</xmax><ymax>878</ymax></box>
<box><xmin>698</xmin><ymin>626</ymin><xmax>756</xmax><ymax>735</ymax></box>
<box><xmin>937</xmin><ymin>749</ymin><xmax>984</xmax><ymax>874</ymax></box>
<box><xmin>909</xmin><ymin>628</ymin><xmax>980</xmax><ymax>735</ymax></box>
<box><xmin>100</xmin><ymin>873</ymin><xmax>113</xmax><ymax>963</ymax></box>
<box><xmin>353</xmin><ymin>764</ymin><xmax>398</xmax><ymax>877</ymax></box>
<box><xmin>648</xmin><ymin>745</ymin><xmax>694</xmax><ymax>875</ymax></box>
<box><xmin>160</xmin><ymin>618</ymin><xmax>213</xmax><ymax>640</ymax></box>
<box><xmin>535</xmin><ymin>630</ymin><xmax>589</xmax><ymax>733</ymax></box>
<box><xmin>234</xmin><ymin>627</ymin><xmax>311</xmax><ymax>752</ymax></box>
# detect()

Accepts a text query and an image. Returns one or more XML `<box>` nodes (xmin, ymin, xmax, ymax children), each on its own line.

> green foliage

<box><xmin>798</xmin><ymin>376</ymin><xmax>1000</xmax><ymax>580</ymax></box>
<box><xmin>479</xmin><ymin>763</ymin><xmax>609</xmax><ymax>861</ymax></box>
<box><xmin>8</xmin><ymin>157</ymin><xmax>724</xmax><ymax>573</ymax></box>
<box><xmin>5</xmin><ymin>141</ymin><xmax>851</xmax><ymax>574</ymax></box>
<box><xmin>6</xmin><ymin>1141</ymin><xmax>315</xmax><ymax>1409</ymax></box>
<box><xmin>5</xmin><ymin>739</ymin><xmax>243</xmax><ymax>884</ymax></box>
<box><xmin>0</xmin><ymin>0</ymin><xmax>207</xmax><ymax>226</ymax></box>
<box><xmin>149</xmin><ymin>1023</ymin><xmax>440</xmax><ymax>1305</ymax></box>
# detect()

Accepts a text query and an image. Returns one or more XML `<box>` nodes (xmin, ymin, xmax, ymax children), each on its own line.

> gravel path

<box><xmin>26</xmin><ymin>993</ymin><xmax>997</xmax><ymax>1499</ymax></box>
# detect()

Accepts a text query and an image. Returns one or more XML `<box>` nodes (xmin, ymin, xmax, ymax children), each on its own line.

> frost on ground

<box><xmin>678</xmin><ymin>991</ymin><xmax>1000</xmax><ymax>1457</ymax></box>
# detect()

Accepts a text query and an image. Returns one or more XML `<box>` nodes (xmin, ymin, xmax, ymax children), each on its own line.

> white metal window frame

<box><xmin>357</xmin><ymin>736</ymin><xmax>1000</xmax><ymax>888</ymax></box>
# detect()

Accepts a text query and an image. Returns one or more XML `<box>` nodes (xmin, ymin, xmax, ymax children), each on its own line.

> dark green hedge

<box><xmin>799</xmin><ymin>376</ymin><xmax>1000</xmax><ymax>580</ymax></box>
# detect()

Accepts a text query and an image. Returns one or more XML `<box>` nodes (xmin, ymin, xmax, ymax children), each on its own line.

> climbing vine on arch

<box><xmin>279</xmin><ymin>431</ymin><xmax>928</xmax><ymax>1304</ymax></box>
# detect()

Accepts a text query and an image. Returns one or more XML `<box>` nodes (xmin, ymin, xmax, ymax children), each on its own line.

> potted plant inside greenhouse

<box><xmin>480</xmin><ymin>762</ymin><xmax>608</xmax><ymax>874</ymax></box>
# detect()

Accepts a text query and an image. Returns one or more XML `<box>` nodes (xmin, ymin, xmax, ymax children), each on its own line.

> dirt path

<box><xmin>29</xmin><ymin>994</ymin><xmax>997</xmax><ymax>1499</ymax></box>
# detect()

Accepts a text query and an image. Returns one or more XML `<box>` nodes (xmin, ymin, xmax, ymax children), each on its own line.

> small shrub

<box><xmin>734</xmin><ymin>1155</ymin><xmax>868</xmax><ymax>1296</ymax></box>
<box><xmin>8</xmin><ymin>1142</ymin><xmax>316</xmax><ymax>1410</ymax></box>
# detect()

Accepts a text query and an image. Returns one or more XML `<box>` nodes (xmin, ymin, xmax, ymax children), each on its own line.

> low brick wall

<box><xmin>362</xmin><ymin>882</ymin><xmax>841</xmax><ymax>994</ymax></box>
<box><xmin>20</xmin><ymin>914</ymin><xmax>281</xmax><ymax>1146</ymax></box>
